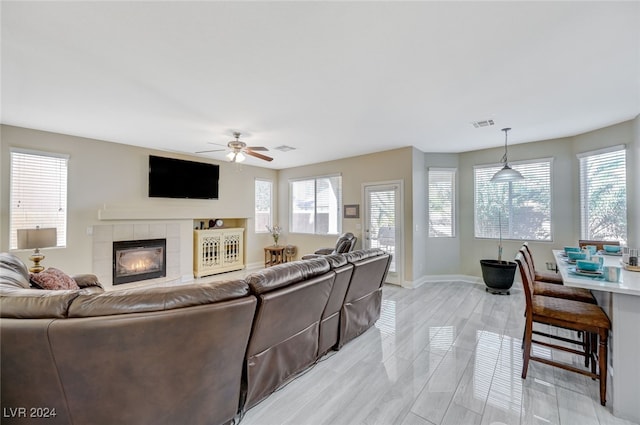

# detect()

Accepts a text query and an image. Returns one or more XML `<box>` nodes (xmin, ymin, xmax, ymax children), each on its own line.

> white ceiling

<box><xmin>2</xmin><ymin>1</ymin><xmax>639</xmax><ymax>169</ymax></box>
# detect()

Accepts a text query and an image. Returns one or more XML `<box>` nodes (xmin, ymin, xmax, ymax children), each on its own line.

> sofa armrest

<box><xmin>314</xmin><ymin>248</ymin><xmax>334</xmax><ymax>255</ymax></box>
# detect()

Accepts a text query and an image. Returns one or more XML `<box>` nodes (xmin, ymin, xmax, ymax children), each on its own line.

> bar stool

<box><xmin>519</xmin><ymin>248</ymin><xmax>596</xmax><ymax>304</ymax></box>
<box><xmin>578</xmin><ymin>239</ymin><xmax>620</xmax><ymax>252</ymax></box>
<box><xmin>521</xmin><ymin>242</ymin><xmax>563</xmax><ymax>284</ymax></box>
<box><xmin>515</xmin><ymin>253</ymin><xmax>611</xmax><ymax>406</ymax></box>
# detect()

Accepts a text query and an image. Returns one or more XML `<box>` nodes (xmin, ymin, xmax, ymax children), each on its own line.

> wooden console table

<box><xmin>193</xmin><ymin>228</ymin><xmax>245</xmax><ymax>278</ymax></box>
<box><xmin>264</xmin><ymin>246</ymin><xmax>285</xmax><ymax>267</ymax></box>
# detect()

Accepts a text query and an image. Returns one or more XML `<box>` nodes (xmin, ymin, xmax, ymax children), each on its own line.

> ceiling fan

<box><xmin>197</xmin><ymin>132</ymin><xmax>273</xmax><ymax>163</ymax></box>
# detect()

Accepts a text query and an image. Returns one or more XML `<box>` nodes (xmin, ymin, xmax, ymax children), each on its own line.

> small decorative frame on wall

<box><xmin>344</xmin><ymin>204</ymin><xmax>360</xmax><ymax>219</ymax></box>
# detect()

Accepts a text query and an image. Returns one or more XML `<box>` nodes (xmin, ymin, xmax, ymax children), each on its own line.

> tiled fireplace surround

<box><xmin>92</xmin><ymin>222</ymin><xmax>181</xmax><ymax>288</ymax></box>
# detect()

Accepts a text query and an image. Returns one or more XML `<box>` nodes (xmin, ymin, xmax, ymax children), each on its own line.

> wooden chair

<box><xmin>519</xmin><ymin>247</ymin><xmax>596</xmax><ymax>304</ymax></box>
<box><xmin>578</xmin><ymin>240</ymin><xmax>620</xmax><ymax>252</ymax></box>
<box><xmin>515</xmin><ymin>253</ymin><xmax>611</xmax><ymax>406</ymax></box>
<box><xmin>521</xmin><ymin>242</ymin><xmax>563</xmax><ymax>284</ymax></box>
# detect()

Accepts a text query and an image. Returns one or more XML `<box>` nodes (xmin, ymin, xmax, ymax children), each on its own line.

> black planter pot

<box><xmin>480</xmin><ymin>259</ymin><xmax>517</xmax><ymax>295</ymax></box>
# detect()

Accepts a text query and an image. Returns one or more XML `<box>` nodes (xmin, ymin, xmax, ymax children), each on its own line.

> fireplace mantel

<box><xmin>98</xmin><ymin>208</ymin><xmax>248</xmax><ymax>221</ymax></box>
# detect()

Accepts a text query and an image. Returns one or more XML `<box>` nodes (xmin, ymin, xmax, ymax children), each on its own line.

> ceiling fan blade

<box><xmin>244</xmin><ymin>150</ymin><xmax>273</xmax><ymax>162</ymax></box>
<box><xmin>195</xmin><ymin>148</ymin><xmax>226</xmax><ymax>154</ymax></box>
<box><xmin>246</xmin><ymin>146</ymin><xmax>269</xmax><ymax>152</ymax></box>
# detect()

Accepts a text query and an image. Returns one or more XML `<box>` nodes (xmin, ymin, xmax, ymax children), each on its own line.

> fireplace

<box><xmin>113</xmin><ymin>239</ymin><xmax>166</xmax><ymax>285</ymax></box>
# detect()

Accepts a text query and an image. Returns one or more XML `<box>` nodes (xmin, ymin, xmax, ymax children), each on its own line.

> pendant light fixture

<box><xmin>491</xmin><ymin>127</ymin><xmax>524</xmax><ymax>183</ymax></box>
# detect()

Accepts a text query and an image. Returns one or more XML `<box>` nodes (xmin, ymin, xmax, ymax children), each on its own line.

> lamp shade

<box><xmin>17</xmin><ymin>227</ymin><xmax>57</xmax><ymax>250</ymax></box>
<box><xmin>491</xmin><ymin>164</ymin><xmax>524</xmax><ymax>182</ymax></box>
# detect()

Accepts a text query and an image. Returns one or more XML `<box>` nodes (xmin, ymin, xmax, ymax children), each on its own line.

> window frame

<box><xmin>428</xmin><ymin>167</ymin><xmax>456</xmax><ymax>238</ymax></box>
<box><xmin>254</xmin><ymin>178</ymin><xmax>273</xmax><ymax>234</ymax></box>
<box><xmin>289</xmin><ymin>174</ymin><xmax>342</xmax><ymax>235</ymax></box>
<box><xmin>10</xmin><ymin>148</ymin><xmax>69</xmax><ymax>250</ymax></box>
<box><xmin>474</xmin><ymin>157</ymin><xmax>553</xmax><ymax>242</ymax></box>
<box><xmin>577</xmin><ymin>145</ymin><xmax>627</xmax><ymax>243</ymax></box>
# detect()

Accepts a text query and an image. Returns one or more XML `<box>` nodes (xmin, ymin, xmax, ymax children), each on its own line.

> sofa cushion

<box><xmin>30</xmin><ymin>268</ymin><xmax>80</xmax><ymax>291</ymax></box>
<box><xmin>0</xmin><ymin>286</ymin><xmax>81</xmax><ymax>318</ymax></box>
<box><xmin>0</xmin><ymin>252</ymin><xmax>31</xmax><ymax>288</ymax></box>
<box><xmin>323</xmin><ymin>254</ymin><xmax>348</xmax><ymax>269</ymax></box>
<box><xmin>67</xmin><ymin>279</ymin><xmax>250</xmax><ymax>317</ymax></box>
<box><xmin>246</xmin><ymin>258</ymin><xmax>330</xmax><ymax>295</ymax></box>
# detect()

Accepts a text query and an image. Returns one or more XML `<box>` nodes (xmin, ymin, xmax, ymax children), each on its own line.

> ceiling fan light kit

<box><xmin>226</xmin><ymin>150</ymin><xmax>246</xmax><ymax>163</ymax></box>
<box><xmin>197</xmin><ymin>132</ymin><xmax>274</xmax><ymax>163</ymax></box>
<box><xmin>491</xmin><ymin>127</ymin><xmax>524</xmax><ymax>183</ymax></box>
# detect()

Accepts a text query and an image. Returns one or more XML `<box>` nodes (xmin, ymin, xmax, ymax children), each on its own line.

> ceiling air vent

<box><xmin>274</xmin><ymin>145</ymin><xmax>296</xmax><ymax>152</ymax></box>
<box><xmin>471</xmin><ymin>119</ymin><xmax>495</xmax><ymax>128</ymax></box>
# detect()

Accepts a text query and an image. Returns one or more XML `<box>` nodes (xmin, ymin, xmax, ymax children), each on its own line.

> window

<box><xmin>428</xmin><ymin>168</ymin><xmax>456</xmax><ymax>237</ymax></box>
<box><xmin>255</xmin><ymin>179</ymin><xmax>273</xmax><ymax>233</ymax></box>
<box><xmin>290</xmin><ymin>175</ymin><xmax>342</xmax><ymax>235</ymax></box>
<box><xmin>10</xmin><ymin>149</ymin><xmax>68</xmax><ymax>249</ymax></box>
<box><xmin>578</xmin><ymin>146</ymin><xmax>626</xmax><ymax>243</ymax></box>
<box><xmin>474</xmin><ymin>159</ymin><xmax>552</xmax><ymax>241</ymax></box>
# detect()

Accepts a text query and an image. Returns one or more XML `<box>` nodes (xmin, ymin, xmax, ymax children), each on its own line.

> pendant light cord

<box><xmin>501</xmin><ymin>127</ymin><xmax>511</xmax><ymax>165</ymax></box>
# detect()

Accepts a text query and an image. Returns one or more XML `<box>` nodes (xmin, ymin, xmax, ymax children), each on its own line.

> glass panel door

<box><xmin>364</xmin><ymin>182</ymin><xmax>402</xmax><ymax>285</ymax></box>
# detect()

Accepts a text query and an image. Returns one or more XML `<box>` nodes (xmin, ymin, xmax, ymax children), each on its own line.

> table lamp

<box><xmin>17</xmin><ymin>227</ymin><xmax>57</xmax><ymax>273</ymax></box>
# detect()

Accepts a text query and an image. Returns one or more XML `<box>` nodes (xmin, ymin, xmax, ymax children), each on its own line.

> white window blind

<box><xmin>255</xmin><ymin>179</ymin><xmax>273</xmax><ymax>233</ymax></box>
<box><xmin>428</xmin><ymin>168</ymin><xmax>456</xmax><ymax>237</ymax></box>
<box><xmin>474</xmin><ymin>159</ymin><xmax>552</xmax><ymax>241</ymax></box>
<box><xmin>367</xmin><ymin>185</ymin><xmax>398</xmax><ymax>273</ymax></box>
<box><xmin>290</xmin><ymin>175</ymin><xmax>342</xmax><ymax>235</ymax></box>
<box><xmin>10</xmin><ymin>150</ymin><xmax>68</xmax><ymax>249</ymax></box>
<box><xmin>578</xmin><ymin>146</ymin><xmax>627</xmax><ymax>243</ymax></box>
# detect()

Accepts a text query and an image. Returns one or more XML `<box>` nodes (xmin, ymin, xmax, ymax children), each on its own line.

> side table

<box><xmin>264</xmin><ymin>246</ymin><xmax>285</xmax><ymax>267</ymax></box>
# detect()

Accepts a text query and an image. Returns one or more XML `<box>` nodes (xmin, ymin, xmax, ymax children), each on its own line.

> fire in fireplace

<box><xmin>112</xmin><ymin>239</ymin><xmax>166</xmax><ymax>285</ymax></box>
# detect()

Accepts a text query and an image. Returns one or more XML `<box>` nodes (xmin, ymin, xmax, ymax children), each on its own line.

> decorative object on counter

<box><xmin>576</xmin><ymin>259</ymin><xmax>601</xmax><ymax>272</ymax></box>
<box><xmin>629</xmin><ymin>248</ymin><xmax>638</xmax><ymax>267</ymax></box>
<box><xmin>266</xmin><ymin>224</ymin><xmax>282</xmax><ymax>246</ymax></box>
<box><xmin>17</xmin><ymin>226</ymin><xmax>57</xmax><ymax>273</ymax></box>
<box><xmin>567</xmin><ymin>251</ymin><xmax>587</xmax><ymax>262</ymax></box>
<box><xmin>603</xmin><ymin>244</ymin><xmax>621</xmax><ymax>254</ymax></box>
<box><xmin>622</xmin><ymin>263</ymin><xmax>640</xmax><ymax>272</ymax></box>
<box><xmin>603</xmin><ymin>266</ymin><xmax>621</xmax><ymax>282</ymax></box>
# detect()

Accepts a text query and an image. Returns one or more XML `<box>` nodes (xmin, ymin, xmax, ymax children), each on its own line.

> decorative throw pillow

<box><xmin>30</xmin><ymin>268</ymin><xmax>80</xmax><ymax>290</ymax></box>
<box><xmin>71</xmin><ymin>273</ymin><xmax>103</xmax><ymax>289</ymax></box>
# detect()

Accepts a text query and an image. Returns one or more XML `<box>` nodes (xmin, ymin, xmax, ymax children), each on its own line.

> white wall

<box><xmin>277</xmin><ymin>147</ymin><xmax>417</xmax><ymax>282</ymax></box>
<box><xmin>3</xmin><ymin>117</ymin><xmax>637</xmax><ymax>285</ymax></box>
<box><xmin>458</xmin><ymin>119</ymin><xmax>639</xmax><ymax>277</ymax></box>
<box><xmin>423</xmin><ymin>152</ymin><xmax>461</xmax><ymax>276</ymax></box>
<box><xmin>0</xmin><ymin>125</ymin><xmax>278</xmax><ymax>279</ymax></box>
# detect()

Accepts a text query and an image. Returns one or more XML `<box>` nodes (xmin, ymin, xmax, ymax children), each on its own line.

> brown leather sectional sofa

<box><xmin>0</xmin><ymin>249</ymin><xmax>391</xmax><ymax>425</ymax></box>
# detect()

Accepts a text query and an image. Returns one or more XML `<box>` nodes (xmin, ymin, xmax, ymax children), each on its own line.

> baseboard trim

<box><xmin>400</xmin><ymin>274</ymin><xmax>483</xmax><ymax>289</ymax></box>
<box><xmin>245</xmin><ymin>261</ymin><xmax>264</xmax><ymax>271</ymax></box>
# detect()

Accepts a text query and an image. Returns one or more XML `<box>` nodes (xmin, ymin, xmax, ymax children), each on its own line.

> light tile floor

<box><xmin>239</xmin><ymin>280</ymin><xmax>638</xmax><ymax>425</ymax></box>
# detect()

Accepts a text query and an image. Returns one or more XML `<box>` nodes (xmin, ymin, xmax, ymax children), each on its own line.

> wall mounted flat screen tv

<box><xmin>149</xmin><ymin>155</ymin><xmax>219</xmax><ymax>199</ymax></box>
